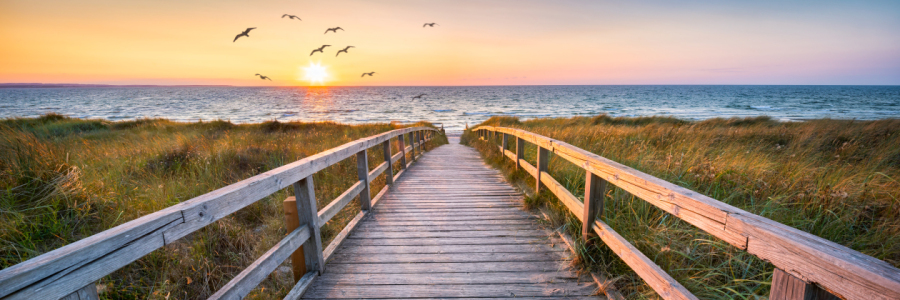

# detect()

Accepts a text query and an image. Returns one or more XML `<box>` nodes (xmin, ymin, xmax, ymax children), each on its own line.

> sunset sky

<box><xmin>1</xmin><ymin>0</ymin><xmax>898</xmax><ymax>86</ymax></box>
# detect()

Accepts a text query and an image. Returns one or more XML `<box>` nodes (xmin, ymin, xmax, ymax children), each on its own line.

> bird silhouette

<box><xmin>310</xmin><ymin>45</ymin><xmax>331</xmax><ymax>56</ymax></box>
<box><xmin>423</xmin><ymin>23</ymin><xmax>438</xmax><ymax>27</ymax></box>
<box><xmin>336</xmin><ymin>46</ymin><xmax>355</xmax><ymax>57</ymax></box>
<box><xmin>361</xmin><ymin>72</ymin><xmax>376</xmax><ymax>77</ymax></box>
<box><xmin>412</xmin><ymin>93</ymin><xmax>426</xmax><ymax>99</ymax></box>
<box><xmin>281</xmin><ymin>14</ymin><xmax>301</xmax><ymax>20</ymax></box>
<box><xmin>324</xmin><ymin>27</ymin><xmax>344</xmax><ymax>34</ymax></box>
<box><xmin>233</xmin><ymin>27</ymin><xmax>256</xmax><ymax>42</ymax></box>
<box><xmin>255</xmin><ymin>74</ymin><xmax>272</xmax><ymax>81</ymax></box>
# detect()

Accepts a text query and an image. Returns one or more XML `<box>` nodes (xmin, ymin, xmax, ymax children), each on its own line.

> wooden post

<box><xmin>418</xmin><ymin>131</ymin><xmax>425</xmax><ymax>151</ymax></box>
<box><xmin>501</xmin><ymin>133</ymin><xmax>508</xmax><ymax>152</ymax></box>
<box><xmin>409</xmin><ymin>132</ymin><xmax>417</xmax><ymax>161</ymax></box>
<box><xmin>283</xmin><ymin>175</ymin><xmax>325</xmax><ymax>281</ymax></box>
<box><xmin>583</xmin><ymin>172</ymin><xmax>607</xmax><ymax>243</ymax></box>
<box><xmin>398</xmin><ymin>134</ymin><xmax>407</xmax><ymax>168</ymax></box>
<box><xmin>770</xmin><ymin>268</ymin><xmax>839</xmax><ymax>300</ymax></box>
<box><xmin>516</xmin><ymin>137</ymin><xmax>525</xmax><ymax>171</ymax></box>
<box><xmin>356</xmin><ymin>150</ymin><xmax>372</xmax><ymax>210</ymax></box>
<box><xmin>536</xmin><ymin>147</ymin><xmax>549</xmax><ymax>193</ymax></box>
<box><xmin>60</xmin><ymin>283</ymin><xmax>100</xmax><ymax>300</ymax></box>
<box><xmin>382</xmin><ymin>139</ymin><xmax>394</xmax><ymax>185</ymax></box>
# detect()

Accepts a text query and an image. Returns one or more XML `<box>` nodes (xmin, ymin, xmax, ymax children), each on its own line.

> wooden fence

<box><xmin>473</xmin><ymin>126</ymin><xmax>900</xmax><ymax>300</ymax></box>
<box><xmin>0</xmin><ymin>127</ymin><xmax>441</xmax><ymax>300</ymax></box>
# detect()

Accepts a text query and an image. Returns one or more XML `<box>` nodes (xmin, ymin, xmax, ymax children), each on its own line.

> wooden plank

<box><xmin>360</xmin><ymin>219</ymin><xmax>537</xmax><ymax>226</ymax></box>
<box><xmin>316</xmin><ymin>181</ymin><xmax>364</xmax><ymax>226</ymax></box>
<box><xmin>349</xmin><ymin>229</ymin><xmax>551</xmax><ymax>239</ymax></box>
<box><xmin>342</xmin><ymin>236</ymin><xmax>553</xmax><ymax>246</ymax></box>
<box><xmin>355</xmin><ymin>224</ymin><xmax>537</xmax><ymax>232</ymax></box>
<box><xmin>314</xmin><ymin>272</ymin><xmax>580</xmax><ymax>285</ymax></box>
<box><xmin>303</xmin><ymin>282</ymin><xmax>598</xmax><ymax>298</ymax></box>
<box><xmin>59</xmin><ymin>284</ymin><xmax>99</xmax><ymax>300</ymax></box>
<box><xmin>325</xmin><ymin>260</ymin><xmax>573</xmax><ymax>274</ymax></box>
<box><xmin>590</xmin><ymin>220</ymin><xmax>697</xmax><ymax>300</ymax></box>
<box><xmin>284</xmin><ymin>271</ymin><xmax>317</xmax><ymax>300</ymax></box>
<box><xmin>327</xmin><ymin>252</ymin><xmax>566</xmax><ymax>264</ymax></box>
<box><xmin>366</xmin><ymin>161</ymin><xmax>388</xmax><ymax>184</ymax></box>
<box><xmin>322</xmin><ymin>211</ymin><xmax>365</xmax><ymax>263</ymax></box>
<box><xmin>209</xmin><ymin>226</ymin><xmax>310</xmax><ymax>300</ymax></box>
<box><xmin>770</xmin><ymin>268</ymin><xmax>839</xmax><ymax>300</ymax></box>
<box><xmin>335</xmin><ymin>243</ymin><xmax>566</xmax><ymax>254</ymax></box>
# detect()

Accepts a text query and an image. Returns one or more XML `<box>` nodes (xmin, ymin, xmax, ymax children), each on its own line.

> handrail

<box><xmin>473</xmin><ymin>126</ymin><xmax>900</xmax><ymax>300</ymax></box>
<box><xmin>0</xmin><ymin>126</ymin><xmax>441</xmax><ymax>300</ymax></box>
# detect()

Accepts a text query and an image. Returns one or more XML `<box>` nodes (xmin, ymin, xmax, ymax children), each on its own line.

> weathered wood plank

<box><xmin>314</xmin><ymin>272</ymin><xmax>580</xmax><ymax>285</ymax></box>
<box><xmin>316</xmin><ymin>181</ymin><xmax>364</xmax><ymax>226</ymax></box>
<box><xmin>343</xmin><ymin>236</ymin><xmax>553</xmax><ymax>246</ymax></box>
<box><xmin>284</xmin><ymin>271</ymin><xmax>317</xmax><ymax>300</ymax></box>
<box><xmin>324</xmin><ymin>260</ymin><xmax>573</xmax><ymax>274</ymax></box>
<box><xmin>208</xmin><ymin>226</ymin><xmax>310</xmax><ymax>300</ymax></box>
<box><xmin>335</xmin><ymin>243</ymin><xmax>566</xmax><ymax>254</ymax></box>
<box><xmin>303</xmin><ymin>282</ymin><xmax>598</xmax><ymax>298</ymax></box>
<box><xmin>349</xmin><ymin>229</ymin><xmax>551</xmax><ymax>239</ymax></box>
<box><xmin>327</xmin><ymin>252</ymin><xmax>566</xmax><ymax>264</ymax></box>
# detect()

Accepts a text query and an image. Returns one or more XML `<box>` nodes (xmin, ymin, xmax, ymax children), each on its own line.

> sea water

<box><xmin>1</xmin><ymin>85</ymin><xmax>898</xmax><ymax>132</ymax></box>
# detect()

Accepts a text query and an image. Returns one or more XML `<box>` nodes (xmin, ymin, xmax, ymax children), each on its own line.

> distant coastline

<box><xmin>0</xmin><ymin>83</ymin><xmax>234</xmax><ymax>89</ymax></box>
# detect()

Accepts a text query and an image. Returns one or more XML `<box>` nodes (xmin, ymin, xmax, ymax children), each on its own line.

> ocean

<box><xmin>1</xmin><ymin>85</ymin><xmax>898</xmax><ymax>132</ymax></box>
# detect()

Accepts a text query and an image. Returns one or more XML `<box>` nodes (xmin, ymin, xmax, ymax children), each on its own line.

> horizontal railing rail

<box><xmin>0</xmin><ymin>126</ymin><xmax>441</xmax><ymax>300</ymax></box>
<box><xmin>473</xmin><ymin>126</ymin><xmax>900</xmax><ymax>300</ymax></box>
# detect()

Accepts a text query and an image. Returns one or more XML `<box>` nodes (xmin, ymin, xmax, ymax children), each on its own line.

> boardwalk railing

<box><xmin>0</xmin><ymin>127</ymin><xmax>441</xmax><ymax>300</ymax></box>
<box><xmin>473</xmin><ymin>126</ymin><xmax>900</xmax><ymax>300</ymax></box>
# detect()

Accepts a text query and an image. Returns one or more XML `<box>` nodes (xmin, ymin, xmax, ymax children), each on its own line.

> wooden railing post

<box><xmin>501</xmin><ymin>133</ymin><xmax>509</xmax><ymax>152</ymax></box>
<box><xmin>284</xmin><ymin>175</ymin><xmax>325</xmax><ymax>282</ymax></box>
<box><xmin>516</xmin><ymin>137</ymin><xmax>525</xmax><ymax>171</ymax></box>
<box><xmin>583</xmin><ymin>172</ymin><xmax>607</xmax><ymax>243</ymax></box>
<box><xmin>409</xmin><ymin>132</ymin><xmax>417</xmax><ymax>161</ymax></box>
<box><xmin>60</xmin><ymin>283</ymin><xmax>99</xmax><ymax>300</ymax></box>
<box><xmin>356</xmin><ymin>150</ymin><xmax>372</xmax><ymax>210</ymax></box>
<box><xmin>535</xmin><ymin>147</ymin><xmax>549</xmax><ymax>193</ymax></box>
<box><xmin>770</xmin><ymin>268</ymin><xmax>838</xmax><ymax>300</ymax></box>
<box><xmin>398</xmin><ymin>133</ymin><xmax>407</xmax><ymax>168</ymax></box>
<box><xmin>382</xmin><ymin>139</ymin><xmax>394</xmax><ymax>185</ymax></box>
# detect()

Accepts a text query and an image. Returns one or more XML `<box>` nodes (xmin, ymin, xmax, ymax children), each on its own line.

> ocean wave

<box><xmin>434</xmin><ymin>109</ymin><xmax>454</xmax><ymax>112</ymax></box>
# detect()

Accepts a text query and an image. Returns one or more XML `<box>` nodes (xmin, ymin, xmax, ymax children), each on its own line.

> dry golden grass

<box><xmin>463</xmin><ymin>115</ymin><xmax>900</xmax><ymax>299</ymax></box>
<box><xmin>0</xmin><ymin>114</ymin><xmax>446</xmax><ymax>299</ymax></box>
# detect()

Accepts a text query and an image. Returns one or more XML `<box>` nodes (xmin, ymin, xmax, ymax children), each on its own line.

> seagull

<box><xmin>282</xmin><ymin>14</ymin><xmax>301</xmax><ymax>20</ymax></box>
<box><xmin>412</xmin><ymin>93</ymin><xmax>426</xmax><ymax>99</ymax></box>
<box><xmin>233</xmin><ymin>27</ymin><xmax>256</xmax><ymax>42</ymax></box>
<box><xmin>324</xmin><ymin>27</ymin><xmax>344</xmax><ymax>34</ymax></box>
<box><xmin>423</xmin><ymin>23</ymin><xmax>438</xmax><ymax>27</ymax></box>
<box><xmin>361</xmin><ymin>72</ymin><xmax>376</xmax><ymax>77</ymax></box>
<box><xmin>336</xmin><ymin>46</ymin><xmax>355</xmax><ymax>57</ymax></box>
<box><xmin>310</xmin><ymin>45</ymin><xmax>331</xmax><ymax>56</ymax></box>
<box><xmin>255</xmin><ymin>74</ymin><xmax>272</xmax><ymax>81</ymax></box>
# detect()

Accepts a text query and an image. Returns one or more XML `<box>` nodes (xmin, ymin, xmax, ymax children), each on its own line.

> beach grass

<box><xmin>0</xmin><ymin>113</ymin><xmax>446</xmax><ymax>299</ymax></box>
<box><xmin>462</xmin><ymin>115</ymin><xmax>900</xmax><ymax>299</ymax></box>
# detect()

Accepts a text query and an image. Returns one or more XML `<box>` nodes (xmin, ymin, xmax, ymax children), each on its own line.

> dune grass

<box><xmin>0</xmin><ymin>113</ymin><xmax>446</xmax><ymax>299</ymax></box>
<box><xmin>463</xmin><ymin>115</ymin><xmax>900</xmax><ymax>299</ymax></box>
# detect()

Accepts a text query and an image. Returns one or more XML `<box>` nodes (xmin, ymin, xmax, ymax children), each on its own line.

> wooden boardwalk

<box><xmin>303</xmin><ymin>141</ymin><xmax>602</xmax><ymax>299</ymax></box>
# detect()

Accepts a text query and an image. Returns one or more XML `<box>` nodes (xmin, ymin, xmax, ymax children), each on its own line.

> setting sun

<box><xmin>301</xmin><ymin>62</ymin><xmax>330</xmax><ymax>86</ymax></box>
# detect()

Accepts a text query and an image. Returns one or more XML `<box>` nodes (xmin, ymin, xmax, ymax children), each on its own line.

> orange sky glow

<box><xmin>1</xmin><ymin>0</ymin><xmax>898</xmax><ymax>86</ymax></box>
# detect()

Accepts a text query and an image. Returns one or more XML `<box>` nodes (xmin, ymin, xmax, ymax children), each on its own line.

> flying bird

<box><xmin>255</xmin><ymin>74</ymin><xmax>272</xmax><ymax>81</ymax></box>
<box><xmin>324</xmin><ymin>27</ymin><xmax>344</xmax><ymax>34</ymax></box>
<box><xmin>282</xmin><ymin>14</ymin><xmax>301</xmax><ymax>20</ymax></box>
<box><xmin>336</xmin><ymin>46</ymin><xmax>355</xmax><ymax>57</ymax></box>
<box><xmin>361</xmin><ymin>72</ymin><xmax>376</xmax><ymax>77</ymax></box>
<box><xmin>310</xmin><ymin>45</ymin><xmax>331</xmax><ymax>56</ymax></box>
<box><xmin>412</xmin><ymin>93</ymin><xmax>426</xmax><ymax>99</ymax></box>
<box><xmin>233</xmin><ymin>27</ymin><xmax>256</xmax><ymax>42</ymax></box>
<box><xmin>423</xmin><ymin>23</ymin><xmax>438</xmax><ymax>27</ymax></box>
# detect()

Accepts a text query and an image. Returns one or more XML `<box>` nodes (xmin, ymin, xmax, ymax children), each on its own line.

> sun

<box><xmin>301</xmin><ymin>62</ymin><xmax>330</xmax><ymax>85</ymax></box>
